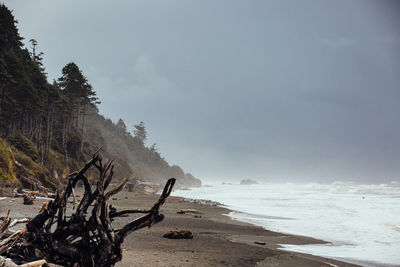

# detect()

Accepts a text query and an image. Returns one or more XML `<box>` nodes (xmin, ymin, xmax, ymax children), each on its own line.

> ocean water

<box><xmin>173</xmin><ymin>182</ymin><xmax>400</xmax><ymax>266</ymax></box>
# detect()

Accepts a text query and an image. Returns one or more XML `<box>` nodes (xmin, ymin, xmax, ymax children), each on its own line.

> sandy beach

<box><xmin>0</xmin><ymin>191</ymin><xmax>359</xmax><ymax>267</ymax></box>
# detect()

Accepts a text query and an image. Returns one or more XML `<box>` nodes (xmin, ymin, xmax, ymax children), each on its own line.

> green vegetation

<box><xmin>0</xmin><ymin>4</ymin><xmax>200</xmax><ymax>190</ymax></box>
<box><xmin>8</xmin><ymin>134</ymin><xmax>39</xmax><ymax>160</ymax></box>
<box><xmin>0</xmin><ymin>138</ymin><xmax>17</xmax><ymax>184</ymax></box>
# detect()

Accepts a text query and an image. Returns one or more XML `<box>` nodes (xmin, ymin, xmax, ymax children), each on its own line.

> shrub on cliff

<box><xmin>8</xmin><ymin>134</ymin><xmax>39</xmax><ymax>161</ymax></box>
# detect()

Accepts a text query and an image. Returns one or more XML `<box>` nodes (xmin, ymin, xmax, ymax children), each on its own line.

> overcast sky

<box><xmin>4</xmin><ymin>0</ymin><xmax>400</xmax><ymax>183</ymax></box>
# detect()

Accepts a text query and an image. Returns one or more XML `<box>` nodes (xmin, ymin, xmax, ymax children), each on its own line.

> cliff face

<box><xmin>83</xmin><ymin>113</ymin><xmax>202</xmax><ymax>187</ymax></box>
<box><xmin>0</xmin><ymin>126</ymin><xmax>201</xmax><ymax>196</ymax></box>
<box><xmin>0</xmin><ymin>3</ymin><xmax>201</xmax><ymax>191</ymax></box>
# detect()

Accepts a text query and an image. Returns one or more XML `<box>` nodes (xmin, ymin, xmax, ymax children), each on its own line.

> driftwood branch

<box><xmin>0</xmin><ymin>210</ymin><xmax>11</xmax><ymax>237</ymax></box>
<box><xmin>0</xmin><ymin>153</ymin><xmax>176</xmax><ymax>267</ymax></box>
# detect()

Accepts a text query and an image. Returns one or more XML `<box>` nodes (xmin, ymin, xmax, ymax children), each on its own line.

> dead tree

<box><xmin>2</xmin><ymin>153</ymin><xmax>175</xmax><ymax>267</ymax></box>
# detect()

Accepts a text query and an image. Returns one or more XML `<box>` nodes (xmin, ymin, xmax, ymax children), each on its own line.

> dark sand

<box><xmin>0</xmin><ymin>192</ymin><xmax>360</xmax><ymax>267</ymax></box>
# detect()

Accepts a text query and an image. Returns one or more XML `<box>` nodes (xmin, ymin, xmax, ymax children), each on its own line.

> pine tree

<box><xmin>57</xmin><ymin>62</ymin><xmax>99</xmax><ymax>158</ymax></box>
<box><xmin>117</xmin><ymin>119</ymin><xmax>127</xmax><ymax>135</ymax></box>
<box><xmin>133</xmin><ymin>121</ymin><xmax>147</xmax><ymax>143</ymax></box>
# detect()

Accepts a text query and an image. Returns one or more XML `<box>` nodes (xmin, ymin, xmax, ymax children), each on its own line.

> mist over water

<box><xmin>174</xmin><ymin>181</ymin><xmax>400</xmax><ymax>266</ymax></box>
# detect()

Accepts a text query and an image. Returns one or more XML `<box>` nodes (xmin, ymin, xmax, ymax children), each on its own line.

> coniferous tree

<box><xmin>133</xmin><ymin>121</ymin><xmax>147</xmax><ymax>143</ymax></box>
<box><xmin>57</xmin><ymin>62</ymin><xmax>99</xmax><ymax>158</ymax></box>
<box><xmin>117</xmin><ymin>119</ymin><xmax>127</xmax><ymax>135</ymax></box>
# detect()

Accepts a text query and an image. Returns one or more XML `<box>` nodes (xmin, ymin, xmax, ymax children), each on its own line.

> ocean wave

<box><xmin>174</xmin><ymin>182</ymin><xmax>400</xmax><ymax>266</ymax></box>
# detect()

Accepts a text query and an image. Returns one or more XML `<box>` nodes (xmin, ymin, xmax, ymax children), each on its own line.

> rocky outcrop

<box><xmin>240</xmin><ymin>179</ymin><xmax>258</xmax><ymax>185</ymax></box>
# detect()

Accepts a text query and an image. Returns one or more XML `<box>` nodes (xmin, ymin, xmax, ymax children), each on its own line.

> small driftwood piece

<box><xmin>9</xmin><ymin>218</ymin><xmax>31</xmax><ymax>228</ymax></box>
<box><xmin>177</xmin><ymin>209</ymin><xmax>197</xmax><ymax>214</ymax></box>
<box><xmin>1</xmin><ymin>153</ymin><xmax>175</xmax><ymax>267</ymax></box>
<box><xmin>18</xmin><ymin>259</ymin><xmax>47</xmax><ymax>267</ymax></box>
<box><xmin>0</xmin><ymin>211</ymin><xmax>11</xmax><ymax>237</ymax></box>
<box><xmin>23</xmin><ymin>194</ymin><xmax>35</xmax><ymax>205</ymax></box>
<box><xmin>163</xmin><ymin>230</ymin><xmax>193</xmax><ymax>239</ymax></box>
<box><xmin>0</xmin><ymin>256</ymin><xmax>18</xmax><ymax>267</ymax></box>
<box><xmin>0</xmin><ymin>258</ymin><xmax>47</xmax><ymax>267</ymax></box>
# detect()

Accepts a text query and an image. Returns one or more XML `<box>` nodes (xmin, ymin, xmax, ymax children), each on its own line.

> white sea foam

<box><xmin>174</xmin><ymin>181</ymin><xmax>400</xmax><ymax>266</ymax></box>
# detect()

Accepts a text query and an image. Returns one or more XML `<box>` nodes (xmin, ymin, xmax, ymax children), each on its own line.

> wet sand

<box><xmin>0</xmin><ymin>192</ymin><xmax>360</xmax><ymax>267</ymax></box>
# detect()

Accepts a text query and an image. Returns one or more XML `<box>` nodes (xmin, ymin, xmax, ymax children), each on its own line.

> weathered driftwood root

<box><xmin>1</xmin><ymin>153</ymin><xmax>175</xmax><ymax>267</ymax></box>
<box><xmin>0</xmin><ymin>212</ymin><xmax>36</xmax><ymax>266</ymax></box>
<box><xmin>0</xmin><ymin>229</ymin><xmax>27</xmax><ymax>254</ymax></box>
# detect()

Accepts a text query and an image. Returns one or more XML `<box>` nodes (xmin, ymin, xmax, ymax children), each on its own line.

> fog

<box><xmin>4</xmin><ymin>0</ymin><xmax>400</xmax><ymax>182</ymax></box>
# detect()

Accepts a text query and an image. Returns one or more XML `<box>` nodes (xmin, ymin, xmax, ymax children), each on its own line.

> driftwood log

<box><xmin>1</xmin><ymin>153</ymin><xmax>175</xmax><ymax>267</ymax></box>
<box><xmin>23</xmin><ymin>193</ymin><xmax>35</xmax><ymax>205</ymax></box>
<box><xmin>163</xmin><ymin>230</ymin><xmax>193</xmax><ymax>239</ymax></box>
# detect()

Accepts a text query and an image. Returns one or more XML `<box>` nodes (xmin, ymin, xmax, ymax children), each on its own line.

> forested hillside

<box><xmin>0</xmin><ymin>4</ymin><xmax>200</xmax><ymax>194</ymax></box>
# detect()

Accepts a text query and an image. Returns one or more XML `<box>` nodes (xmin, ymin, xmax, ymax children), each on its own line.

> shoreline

<box><xmin>1</xmin><ymin>192</ymin><xmax>361</xmax><ymax>266</ymax></box>
<box><xmin>173</xmin><ymin>182</ymin><xmax>400</xmax><ymax>267</ymax></box>
<box><xmin>116</xmin><ymin>193</ymin><xmax>361</xmax><ymax>266</ymax></box>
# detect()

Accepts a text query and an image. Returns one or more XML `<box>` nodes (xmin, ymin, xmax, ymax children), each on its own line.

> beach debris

<box><xmin>0</xmin><ymin>211</ymin><xmax>11</xmax><ymax>237</ymax></box>
<box><xmin>18</xmin><ymin>259</ymin><xmax>47</xmax><ymax>267</ymax></box>
<box><xmin>17</xmin><ymin>171</ymin><xmax>59</xmax><ymax>195</ymax></box>
<box><xmin>9</xmin><ymin>218</ymin><xmax>30</xmax><ymax>228</ymax></box>
<box><xmin>0</xmin><ymin>256</ymin><xmax>18</xmax><ymax>267</ymax></box>
<box><xmin>0</xmin><ymin>257</ymin><xmax>48</xmax><ymax>267</ymax></box>
<box><xmin>180</xmin><ymin>198</ymin><xmax>221</xmax><ymax>206</ymax></box>
<box><xmin>254</xmin><ymin>241</ymin><xmax>266</xmax><ymax>246</ymax></box>
<box><xmin>126</xmin><ymin>180</ymin><xmax>161</xmax><ymax>194</ymax></box>
<box><xmin>21</xmin><ymin>190</ymin><xmax>39</xmax><ymax>196</ymax></box>
<box><xmin>23</xmin><ymin>194</ymin><xmax>35</xmax><ymax>205</ymax></box>
<box><xmin>163</xmin><ymin>230</ymin><xmax>193</xmax><ymax>239</ymax></box>
<box><xmin>0</xmin><ymin>228</ymin><xmax>27</xmax><ymax>254</ymax></box>
<box><xmin>14</xmin><ymin>190</ymin><xmax>57</xmax><ymax>200</ymax></box>
<box><xmin>0</xmin><ymin>152</ymin><xmax>176</xmax><ymax>267</ymax></box>
<box><xmin>135</xmin><ymin>183</ymin><xmax>160</xmax><ymax>195</ymax></box>
<box><xmin>177</xmin><ymin>208</ymin><xmax>198</xmax><ymax>214</ymax></box>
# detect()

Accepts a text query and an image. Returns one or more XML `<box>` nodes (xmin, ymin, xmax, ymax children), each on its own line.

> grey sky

<box><xmin>4</xmin><ymin>0</ymin><xmax>400</xmax><ymax>182</ymax></box>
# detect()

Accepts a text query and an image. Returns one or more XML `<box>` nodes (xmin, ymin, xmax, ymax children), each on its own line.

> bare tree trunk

<box><xmin>80</xmin><ymin>105</ymin><xmax>86</xmax><ymax>153</ymax></box>
<box><xmin>46</xmin><ymin>112</ymin><xmax>52</xmax><ymax>157</ymax></box>
<box><xmin>40</xmin><ymin>120</ymin><xmax>44</xmax><ymax>165</ymax></box>
<box><xmin>62</xmin><ymin>113</ymin><xmax>68</xmax><ymax>166</ymax></box>
<box><xmin>76</xmin><ymin>98</ymin><xmax>80</xmax><ymax>130</ymax></box>
<box><xmin>45</xmin><ymin>110</ymin><xmax>51</xmax><ymax>157</ymax></box>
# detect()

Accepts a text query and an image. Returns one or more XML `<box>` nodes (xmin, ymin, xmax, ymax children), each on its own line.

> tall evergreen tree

<box><xmin>133</xmin><ymin>121</ymin><xmax>147</xmax><ymax>143</ymax></box>
<box><xmin>57</xmin><ymin>62</ymin><xmax>99</xmax><ymax>158</ymax></box>
<box><xmin>117</xmin><ymin>118</ymin><xmax>127</xmax><ymax>135</ymax></box>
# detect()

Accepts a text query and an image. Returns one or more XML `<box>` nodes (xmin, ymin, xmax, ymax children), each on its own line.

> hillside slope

<box><xmin>0</xmin><ymin>4</ymin><xmax>200</xmax><ymax>193</ymax></box>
